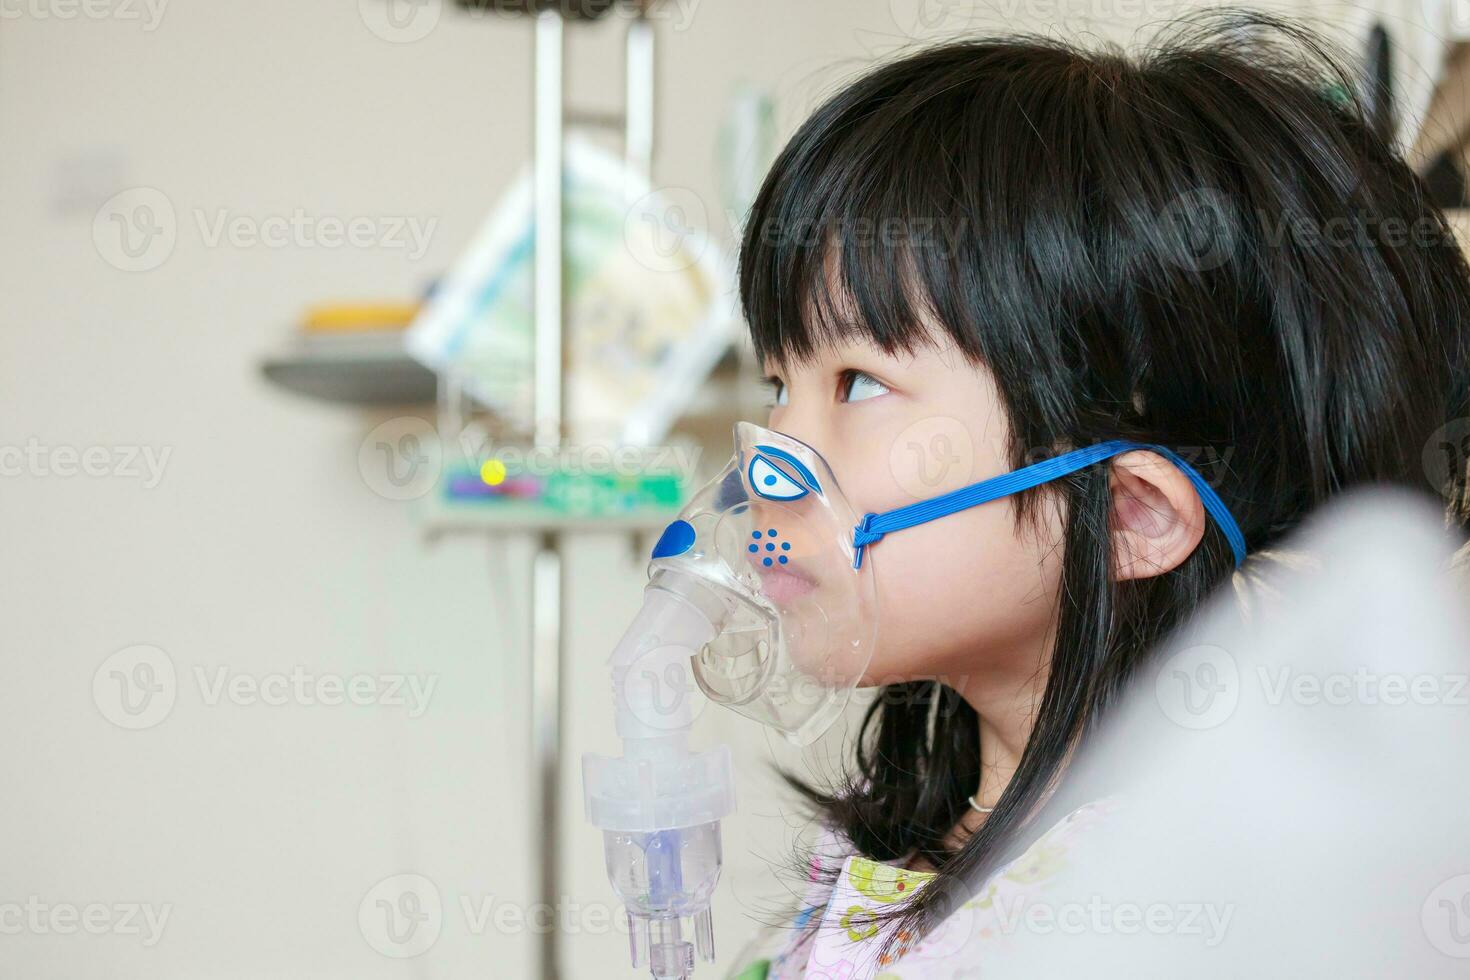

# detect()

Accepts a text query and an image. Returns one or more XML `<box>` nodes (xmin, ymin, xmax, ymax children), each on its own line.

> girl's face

<box><xmin>763</xmin><ymin>333</ymin><xmax>1066</xmax><ymax>694</ymax></box>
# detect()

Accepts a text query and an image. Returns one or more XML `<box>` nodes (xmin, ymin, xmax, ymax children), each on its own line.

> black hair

<box><xmin>736</xmin><ymin>9</ymin><xmax>1470</xmax><ymax>954</ymax></box>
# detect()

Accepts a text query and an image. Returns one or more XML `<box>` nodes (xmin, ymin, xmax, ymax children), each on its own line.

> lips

<box><xmin>757</xmin><ymin>564</ymin><xmax>816</xmax><ymax>604</ymax></box>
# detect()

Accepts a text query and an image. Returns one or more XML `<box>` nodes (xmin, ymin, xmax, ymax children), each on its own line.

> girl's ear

<box><xmin>1107</xmin><ymin>450</ymin><xmax>1207</xmax><ymax>581</ymax></box>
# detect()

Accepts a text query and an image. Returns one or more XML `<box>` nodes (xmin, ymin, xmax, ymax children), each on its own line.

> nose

<box><xmin>760</xmin><ymin>412</ymin><xmax>834</xmax><ymax>469</ymax></box>
<box><xmin>740</xmin><ymin>457</ymin><xmax>828</xmax><ymax>569</ymax></box>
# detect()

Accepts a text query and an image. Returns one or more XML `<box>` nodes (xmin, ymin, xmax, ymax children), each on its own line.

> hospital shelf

<box><xmin>259</xmin><ymin>331</ymin><xmax>436</xmax><ymax>406</ymax></box>
<box><xmin>419</xmin><ymin>495</ymin><xmax>678</xmax><ymax>540</ymax></box>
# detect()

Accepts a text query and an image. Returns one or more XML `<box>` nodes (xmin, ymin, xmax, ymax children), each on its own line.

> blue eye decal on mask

<box><xmin>748</xmin><ymin>455</ymin><xmax>807</xmax><ymax>500</ymax></box>
<box><xmin>748</xmin><ymin>446</ymin><xmax>822</xmax><ymax>501</ymax></box>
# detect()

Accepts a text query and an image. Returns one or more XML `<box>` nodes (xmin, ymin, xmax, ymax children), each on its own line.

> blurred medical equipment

<box><xmin>455</xmin><ymin>0</ymin><xmax>625</xmax><ymax>19</ymax></box>
<box><xmin>407</xmin><ymin>6</ymin><xmax>766</xmax><ymax>978</ymax></box>
<box><xmin>405</xmin><ymin>135</ymin><xmax>736</xmax><ymax>447</ymax></box>
<box><xmin>953</xmin><ymin>491</ymin><xmax>1470</xmax><ymax>978</ymax></box>
<box><xmin>261</xmin><ymin>303</ymin><xmax>435</xmax><ymax>405</ymax></box>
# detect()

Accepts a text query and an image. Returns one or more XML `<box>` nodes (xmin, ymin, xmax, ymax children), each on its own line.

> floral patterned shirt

<box><xmin>729</xmin><ymin>799</ymin><xmax>1116</xmax><ymax>979</ymax></box>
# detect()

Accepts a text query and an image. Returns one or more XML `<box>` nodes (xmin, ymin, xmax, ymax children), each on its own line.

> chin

<box><xmin>855</xmin><ymin>650</ymin><xmax>939</xmax><ymax>689</ymax></box>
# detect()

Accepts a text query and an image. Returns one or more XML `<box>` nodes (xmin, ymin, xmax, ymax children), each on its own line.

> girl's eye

<box><xmin>841</xmin><ymin>371</ymin><xmax>890</xmax><ymax>403</ymax></box>
<box><xmin>763</xmin><ymin>377</ymin><xmax>788</xmax><ymax>407</ymax></box>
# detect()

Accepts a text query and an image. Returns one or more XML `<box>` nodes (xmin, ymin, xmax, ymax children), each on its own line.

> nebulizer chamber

<box><xmin>583</xmin><ymin>423</ymin><xmax>878</xmax><ymax>978</ymax></box>
<box><xmin>581</xmin><ymin>572</ymin><xmax>735</xmax><ymax>979</ymax></box>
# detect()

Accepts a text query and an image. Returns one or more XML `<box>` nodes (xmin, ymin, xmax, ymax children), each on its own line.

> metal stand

<box><xmin>531</xmin><ymin>12</ymin><xmax>566</xmax><ymax>977</ymax></box>
<box><xmin>528</xmin><ymin>8</ymin><xmax>654</xmax><ymax>977</ymax></box>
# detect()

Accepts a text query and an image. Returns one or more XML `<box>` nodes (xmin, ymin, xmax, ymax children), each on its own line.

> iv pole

<box><xmin>530</xmin><ymin>6</ymin><xmax>655</xmax><ymax>976</ymax></box>
<box><xmin>529</xmin><ymin>10</ymin><xmax>565</xmax><ymax>979</ymax></box>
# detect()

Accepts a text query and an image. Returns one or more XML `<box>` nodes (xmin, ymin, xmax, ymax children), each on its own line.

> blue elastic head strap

<box><xmin>851</xmin><ymin>439</ymin><xmax>1247</xmax><ymax>570</ymax></box>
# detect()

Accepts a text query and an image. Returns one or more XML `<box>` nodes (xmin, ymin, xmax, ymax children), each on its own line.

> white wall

<box><xmin>0</xmin><ymin>0</ymin><xmax>1363</xmax><ymax>977</ymax></box>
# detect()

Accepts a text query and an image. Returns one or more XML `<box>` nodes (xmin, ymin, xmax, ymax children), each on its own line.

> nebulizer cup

<box><xmin>582</xmin><ymin>423</ymin><xmax>878</xmax><ymax>978</ymax></box>
<box><xmin>581</xmin><ymin>576</ymin><xmax>735</xmax><ymax>979</ymax></box>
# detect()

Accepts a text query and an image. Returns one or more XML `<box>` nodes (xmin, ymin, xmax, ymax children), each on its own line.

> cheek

<box><xmin>862</xmin><ymin>500</ymin><xmax>1064</xmax><ymax>685</ymax></box>
<box><xmin>817</xmin><ymin>369</ymin><xmax>1056</xmax><ymax>685</ymax></box>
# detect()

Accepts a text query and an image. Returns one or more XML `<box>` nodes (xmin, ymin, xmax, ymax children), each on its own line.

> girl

<box><xmin>727</xmin><ymin>12</ymin><xmax>1470</xmax><ymax>978</ymax></box>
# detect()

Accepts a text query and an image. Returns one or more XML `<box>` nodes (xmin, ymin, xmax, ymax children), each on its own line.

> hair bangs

<box><xmin>737</xmin><ymin>69</ymin><xmax>967</xmax><ymax>367</ymax></box>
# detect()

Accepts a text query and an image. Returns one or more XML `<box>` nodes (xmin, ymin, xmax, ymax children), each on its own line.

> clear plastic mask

<box><xmin>649</xmin><ymin>422</ymin><xmax>878</xmax><ymax>744</ymax></box>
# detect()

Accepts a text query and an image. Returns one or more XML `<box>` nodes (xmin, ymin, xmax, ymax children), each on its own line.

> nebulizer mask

<box><xmin>582</xmin><ymin>421</ymin><xmax>1246</xmax><ymax>978</ymax></box>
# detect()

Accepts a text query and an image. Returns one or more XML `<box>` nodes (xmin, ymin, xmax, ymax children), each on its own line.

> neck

<box><xmin>964</xmin><ymin>677</ymin><xmax>1042</xmax><ymax>808</ymax></box>
<box><xmin>911</xmin><ymin>674</ymin><xmax>1045</xmax><ymax>864</ymax></box>
<box><xmin>953</xmin><ymin>627</ymin><xmax>1053</xmax><ymax>812</ymax></box>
